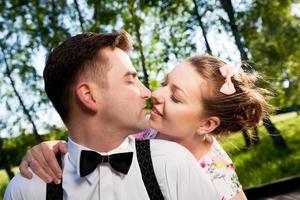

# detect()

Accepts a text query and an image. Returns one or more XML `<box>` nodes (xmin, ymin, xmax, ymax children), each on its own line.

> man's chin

<box><xmin>126</xmin><ymin>115</ymin><xmax>150</xmax><ymax>134</ymax></box>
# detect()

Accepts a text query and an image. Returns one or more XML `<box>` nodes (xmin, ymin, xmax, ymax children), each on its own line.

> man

<box><xmin>4</xmin><ymin>31</ymin><xmax>218</xmax><ymax>199</ymax></box>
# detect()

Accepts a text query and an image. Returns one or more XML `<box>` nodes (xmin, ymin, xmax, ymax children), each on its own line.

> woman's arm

<box><xmin>19</xmin><ymin>140</ymin><xmax>68</xmax><ymax>184</ymax></box>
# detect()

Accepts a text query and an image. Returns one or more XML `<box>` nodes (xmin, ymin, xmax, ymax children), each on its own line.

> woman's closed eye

<box><xmin>170</xmin><ymin>94</ymin><xmax>180</xmax><ymax>103</ymax></box>
<box><xmin>161</xmin><ymin>81</ymin><xmax>167</xmax><ymax>87</ymax></box>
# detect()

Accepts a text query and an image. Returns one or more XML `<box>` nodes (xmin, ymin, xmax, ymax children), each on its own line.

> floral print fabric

<box><xmin>199</xmin><ymin>138</ymin><xmax>242</xmax><ymax>200</ymax></box>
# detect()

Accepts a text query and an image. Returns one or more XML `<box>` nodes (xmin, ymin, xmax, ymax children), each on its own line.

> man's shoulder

<box><xmin>149</xmin><ymin>139</ymin><xmax>195</xmax><ymax>161</ymax></box>
<box><xmin>148</xmin><ymin>139</ymin><xmax>220</xmax><ymax>199</ymax></box>
<box><xmin>4</xmin><ymin>172</ymin><xmax>46</xmax><ymax>200</ymax></box>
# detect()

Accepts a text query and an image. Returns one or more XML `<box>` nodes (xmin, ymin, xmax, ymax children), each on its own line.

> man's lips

<box><xmin>152</xmin><ymin>106</ymin><xmax>163</xmax><ymax>117</ymax></box>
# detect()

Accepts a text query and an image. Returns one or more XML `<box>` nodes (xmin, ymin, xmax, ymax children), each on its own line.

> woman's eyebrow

<box><xmin>171</xmin><ymin>84</ymin><xmax>187</xmax><ymax>97</ymax></box>
<box><xmin>165</xmin><ymin>74</ymin><xmax>188</xmax><ymax>97</ymax></box>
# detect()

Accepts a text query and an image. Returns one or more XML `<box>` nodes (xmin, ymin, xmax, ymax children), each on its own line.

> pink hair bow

<box><xmin>219</xmin><ymin>65</ymin><xmax>236</xmax><ymax>95</ymax></box>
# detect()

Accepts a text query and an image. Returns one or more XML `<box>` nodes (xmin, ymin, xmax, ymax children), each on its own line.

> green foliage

<box><xmin>0</xmin><ymin>127</ymin><xmax>66</xmax><ymax>199</ymax></box>
<box><xmin>221</xmin><ymin>114</ymin><xmax>300</xmax><ymax>188</ymax></box>
<box><xmin>2</xmin><ymin>0</ymin><xmax>297</xmax><ymax>139</ymax></box>
<box><xmin>0</xmin><ymin>128</ymin><xmax>67</xmax><ymax>168</ymax></box>
<box><xmin>2</xmin><ymin>133</ymin><xmax>39</xmax><ymax>166</ymax></box>
<box><xmin>239</xmin><ymin>0</ymin><xmax>300</xmax><ymax>107</ymax></box>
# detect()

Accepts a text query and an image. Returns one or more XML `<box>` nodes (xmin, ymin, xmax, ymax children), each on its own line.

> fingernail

<box><xmin>54</xmin><ymin>179</ymin><xmax>61</xmax><ymax>184</ymax></box>
<box><xmin>46</xmin><ymin>178</ymin><xmax>53</xmax><ymax>183</ymax></box>
<box><xmin>58</xmin><ymin>173</ymin><xmax>62</xmax><ymax>178</ymax></box>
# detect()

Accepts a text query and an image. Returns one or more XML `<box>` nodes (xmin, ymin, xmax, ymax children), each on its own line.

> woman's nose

<box><xmin>151</xmin><ymin>89</ymin><xmax>164</xmax><ymax>104</ymax></box>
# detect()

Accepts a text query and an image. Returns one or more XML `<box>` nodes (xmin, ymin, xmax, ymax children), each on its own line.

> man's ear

<box><xmin>75</xmin><ymin>82</ymin><xmax>100</xmax><ymax>113</ymax></box>
<box><xmin>196</xmin><ymin>116</ymin><xmax>220</xmax><ymax>135</ymax></box>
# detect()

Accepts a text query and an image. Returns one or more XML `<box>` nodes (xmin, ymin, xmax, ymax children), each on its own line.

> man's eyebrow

<box><xmin>123</xmin><ymin>71</ymin><xmax>137</xmax><ymax>78</ymax></box>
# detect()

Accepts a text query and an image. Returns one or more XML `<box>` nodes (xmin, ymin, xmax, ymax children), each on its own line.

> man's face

<box><xmin>99</xmin><ymin>47</ymin><xmax>151</xmax><ymax>134</ymax></box>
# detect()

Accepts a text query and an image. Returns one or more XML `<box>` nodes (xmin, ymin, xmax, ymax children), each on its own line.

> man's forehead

<box><xmin>101</xmin><ymin>47</ymin><xmax>128</xmax><ymax>59</ymax></box>
<box><xmin>101</xmin><ymin>47</ymin><xmax>136</xmax><ymax>74</ymax></box>
<box><xmin>126</xmin><ymin>65</ymin><xmax>137</xmax><ymax>72</ymax></box>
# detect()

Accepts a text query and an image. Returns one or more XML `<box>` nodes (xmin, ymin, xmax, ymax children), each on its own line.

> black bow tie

<box><xmin>79</xmin><ymin>150</ymin><xmax>133</xmax><ymax>177</ymax></box>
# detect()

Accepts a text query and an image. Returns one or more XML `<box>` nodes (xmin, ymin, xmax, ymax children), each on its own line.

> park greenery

<box><xmin>222</xmin><ymin>113</ymin><xmax>300</xmax><ymax>188</ymax></box>
<box><xmin>0</xmin><ymin>0</ymin><xmax>300</xmax><ymax>198</ymax></box>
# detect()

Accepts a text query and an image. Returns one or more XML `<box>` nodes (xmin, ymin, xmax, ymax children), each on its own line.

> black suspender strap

<box><xmin>46</xmin><ymin>153</ymin><xmax>63</xmax><ymax>200</ymax></box>
<box><xmin>135</xmin><ymin>139</ymin><xmax>164</xmax><ymax>200</ymax></box>
<box><xmin>46</xmin><ymin>140</ymin><xmax>164</xmax><ymax>200</ymax></box>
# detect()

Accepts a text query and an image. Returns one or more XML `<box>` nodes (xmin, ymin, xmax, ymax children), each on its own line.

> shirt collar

<box><xmin>68</xmin><ymin>136</ymin><xmax>135</xmax><ymax>184</ymax></box>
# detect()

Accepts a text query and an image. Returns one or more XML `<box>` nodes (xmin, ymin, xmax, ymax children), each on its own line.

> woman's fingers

<box><xmin>19</xmin><ymin>154</ymin><xmax>33</xmax><ymax>179</ymax></box>
<box><xmin>19</xmin><ymin>141</ymin><xmax>66</xmax><ymax>184</ymax></box>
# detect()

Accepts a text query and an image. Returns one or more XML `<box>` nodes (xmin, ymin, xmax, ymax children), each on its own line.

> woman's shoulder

<box><xmin>201</xmin><ymin>138</ymin><xmax>233</xmax><ymax>165</ymax></box>
<box><xmin>199</xmin><ymin>138</ymin><xmax>242</xmax><ymax>200</ymax></box>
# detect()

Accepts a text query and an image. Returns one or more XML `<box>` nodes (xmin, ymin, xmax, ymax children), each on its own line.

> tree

<box><xmin>0</xmin><ymin>42</ymin><xmax>42</xmax><ymax>142</ymax></box>
<box><xmin>240</xmin><ymin>0</ymin><xmax>300</xmax><ymax>108</ymax></box>
<box><xmin>190</xmin><ymin>0</ymin><xmax>212</xmax><ymax>54</ymax></box>
<box><xmin>0</xmin><ymin>0</ymin><xmax>72</xmax><ymax>178</ymax></box>
<box><xmin>126</xmin><ymin>0</ymin><xmax>150</xmax><ymax>88</ymax></box>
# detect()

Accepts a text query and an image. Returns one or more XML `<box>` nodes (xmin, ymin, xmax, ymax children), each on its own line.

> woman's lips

<box><xmin>151</xmin><ymin>106</ymin><xmax>163</xmax><ymax>117</ymax></box>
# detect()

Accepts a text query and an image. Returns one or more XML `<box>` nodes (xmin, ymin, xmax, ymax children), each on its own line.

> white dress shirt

<box><xmin>4</xmin><ymin>136</ymin><xmax>219</xmax><ymax>200</ymax></box>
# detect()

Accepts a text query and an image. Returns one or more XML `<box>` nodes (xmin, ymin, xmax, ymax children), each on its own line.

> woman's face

<box><xmin>150</xmin><ymin>61</ymin><xmax>208</xmax><ymax>142</ymax></box>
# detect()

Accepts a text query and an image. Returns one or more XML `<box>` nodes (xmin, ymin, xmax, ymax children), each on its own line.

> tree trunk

<box><xmin>242</xmin><ymin>129</ymin><xmax>251</xmax><ymax>147</ymax></box>
<box><xmin>5</xmin><ymin>165</ymin><xmax>15</xmax><ymax>180</ymax></box>
<box><xmin>252</xmin><ymin>127</ymin><xmax>259</xmax><ymax>146</ymax></box>
<box><xmin>263</xmin><ymin>117</ymin><xmax>288</xmax><ymax>149</ymax></box>
<box><xmin>93</xmin><ymin>0</ymin><xmax>101</xmax><ymax>32</ymax></box>
<box><xmin>219</xmin><ymin>0</ymin><xmax>248</xmax><ymax>61</ymax></box>
<box><xmin>0</xmin><ymin>45</ymin><xmax>42</xmax><ymax>142</ymax></box>
<box><xmin>192</xmin><ymin>0</ymin><xmax>212</xmax><ymax>55</ymax></box>
<box><xmin>242</xmin><ymin>127</ymin><xmax>259</xmax><ymax>147</ymax></box>
<box><xmin>0</xmin><ymin>138</ymin><xmax>15</xmax><ymax>179</ymax></box>
<box><xmin>50</xmin><ymin>0</ymin><xmax>58</xmax><ymax>33</ymax></box>
<box><xmin>128</xmin><ymin>1</ymin><xmax>149</xmax><ymax>88</ymax></box>
<box><xmin>74</xmin><ymin>0</ymin><xmax>85</xmax><ymax>32</ymax></box>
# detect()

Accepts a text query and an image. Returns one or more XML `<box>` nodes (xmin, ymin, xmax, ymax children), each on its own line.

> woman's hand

<box><xmin>19</xmin><ymin>140</ymin><xmax>68</xmax><ymax>184</ymax></box>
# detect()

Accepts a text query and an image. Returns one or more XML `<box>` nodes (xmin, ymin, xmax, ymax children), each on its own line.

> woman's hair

<box><xmin>187</xmin><ymin>55</ymin><xmax>272</xmax><ymax>135</ymax></box>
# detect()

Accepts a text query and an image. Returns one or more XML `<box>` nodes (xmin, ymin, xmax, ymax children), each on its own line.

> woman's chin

<box><xmin>149</xmin><ymin>119</ymin><xmax>156</xmax><ymax>128</ymax></box>
<box><xmin>149</xmin><ymin>119</ymin><xmax>163</xmax><ymax>131</ymax></box>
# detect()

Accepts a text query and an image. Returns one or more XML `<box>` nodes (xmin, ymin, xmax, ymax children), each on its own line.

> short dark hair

<box><xmin>44</xmin><ymin>31</ymin><xmax>132</xmax><ymax>122</ymax></box>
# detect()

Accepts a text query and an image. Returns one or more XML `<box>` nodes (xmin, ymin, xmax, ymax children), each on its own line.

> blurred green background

<box><xmin>0</xmin><ymin>0</ymin><xmax>300</xmax><ymax>199</ymax></box>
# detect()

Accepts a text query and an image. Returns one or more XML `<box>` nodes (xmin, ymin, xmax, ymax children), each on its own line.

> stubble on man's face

<box><xmin>100</xmin><ymin>48</ymin><xmax>150</xmax><ymax>133</ymax></box>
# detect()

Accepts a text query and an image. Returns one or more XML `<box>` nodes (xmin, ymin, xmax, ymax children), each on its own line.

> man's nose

<box><xmin>140</xmin><ymin>84</ymin><xmax>151</xmax><ymax>99</ymax></box>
